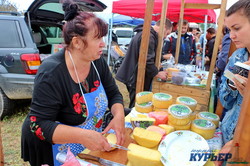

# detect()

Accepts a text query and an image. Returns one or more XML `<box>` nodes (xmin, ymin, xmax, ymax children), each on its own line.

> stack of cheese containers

<box><xmin>168</xmin><ymin>104</ymin><xmax>192</xmax><ymax>130</ymax></box>
<box><xmin>191</xmin><ymin>111</ymin><xmax>220</xmax><ymax>139</ymax></box>
<box><xmin>135</xmin><ymin>91</ymin><xmax>154</xmax><ymax>113</ymax></box>
<box><xmin>152</xmin><ymin>93</ymin><xmax>173</xmax><ymax>111</ymax></box>
<box><xmin>176</xmin><ymin>96</ymin><xmax>198</xmax><ymax>121</ymax></box>
<box><xmin>135</xmin><ymin>91</ymin><xmax>173</xmax><ymax>113</ymax></box>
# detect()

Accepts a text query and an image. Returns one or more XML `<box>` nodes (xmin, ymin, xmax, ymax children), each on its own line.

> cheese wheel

<box><xmin>197</xmin><ymin>112</ymin><xmax>220</xmax><ymax>128</ymax></box>
<box><xmin>135</xmin><ymin>102</ymin><xmax>153</xmax><ymax>113</ymax></box>
<box><xmin>106</xmin><ymin>133</ymin><xmax>117</xmax><ymax>150</ymax></box>
<box><xmin>158</xmin><ymin>124</ymin><xmax>175</xmax><ymax>135</ymax></box>
<box><xmin>191</xmin><ymin>119</ymin><xmax>216</xmax><ymax>140</ymax></box>
<box><xmin>168</xmin><ymin>121</ymin><xmax>191</xmax><ymax>130</ymax></box>
<box><xmin>136</xmin><ymin>91</ymin><xmax>153</xmax><ymax>104</ymax></box>
<box><xmin>152</xmin><ymin>93</ymin><xmax>173</xmax><ymax>109</ymax></box>
<box><xmin>127</xmin><ymin>143</ymin><xmax>163</xmax><ymax>166</ymax></box>
<box><xmin>133</xmin><ymin>127</ymin><xmax>162</xmax><ymax>148</ymax></box>
<box><xmin>148</xmin><ymin>111</ymin><xmax>168</xmax><ymax>125</ymax></box>
<box><xmin>168</xmin><ymin>104</ymin><xmax>192</xmax><ymax>125</ymax></box>
<box><xmin>130</xmin><ymin>117</ymin><xmax>156</xmax><ymax>129</ymax></box>
<box><xmin>176</xmin><ymin>96</ymin><xmax>197</xmax><ymax>111</ymax></box>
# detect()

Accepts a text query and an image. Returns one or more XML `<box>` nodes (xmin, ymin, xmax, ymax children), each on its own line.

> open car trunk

<box><xmin>25</xmin><ymin>0</ymin><xmax>106</xmax><ymax>60</ymax></box>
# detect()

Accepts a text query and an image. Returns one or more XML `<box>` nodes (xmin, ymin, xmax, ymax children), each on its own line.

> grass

<box><xmin>0</xmin><ymin>79</ymin><xmax>129</xmax><ymax>166</ymax></box>
<box><xmin>1</xmin><ymin>108</ymin><xmax>30</xmax><ymax>166</ymax></box>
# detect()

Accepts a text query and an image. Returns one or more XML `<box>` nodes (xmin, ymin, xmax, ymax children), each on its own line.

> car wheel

<box><xmin>0</xmin><ymin>88</ymin><xmax>14</xmax><ymax>119</ymax></box>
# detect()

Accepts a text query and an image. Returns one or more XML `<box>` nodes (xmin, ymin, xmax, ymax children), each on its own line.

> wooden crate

<box><xmin>152</xmin><ymin>79</ymin><xmax>211</xmax><ymax>112</ymax></box>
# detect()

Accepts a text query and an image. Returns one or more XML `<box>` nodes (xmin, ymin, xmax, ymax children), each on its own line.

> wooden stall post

<box><xmin>155</xmin><ymin>0</ymin><xmax>168</xmax><ymax>69</ymax></box>
<box><xmin>0</xmin><ymin>122</ymin><xmax>4</xmax><ymax>166</ymax></box>
<box><xmin>136</xmin><ymin>0</ymin><xmax>155</xmax><ymax>94</ymax></box>
<box><xmin>174</xmin><ymin>0</ymin><xmax>185</xmax><ymax>64</ymax></box>
<box><xmin>229</xmin><ymin>72</ymin><xmax>250</xmax><ymax>164</ymax></box>
<box><xmin>206</xmin><ymin>0</ymin><xmax>227</xmax><ymax>91</ymax></box>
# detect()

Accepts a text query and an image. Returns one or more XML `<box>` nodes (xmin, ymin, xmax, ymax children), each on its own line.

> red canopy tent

<box><xmin>112</xmin><ymin>0</ymin><xmax>217</xmax><ymax>23</ymax></box>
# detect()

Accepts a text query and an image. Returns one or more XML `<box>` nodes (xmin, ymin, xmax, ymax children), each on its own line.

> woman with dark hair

<box><xmin>215</xmin><ymin>0</ymin><xmax>250</xmax><ymax>165</ymax></box>
<box><xmin>21</xmin><ymin>1</ymin><xmax>125</xmax><ymax>165</ymax></box>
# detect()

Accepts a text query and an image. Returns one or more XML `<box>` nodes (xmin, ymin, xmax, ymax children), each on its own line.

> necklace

<box><xmin>68</xmin><ymin>50</ymin><xmax>89</xmax><ymax>109</ymax></box>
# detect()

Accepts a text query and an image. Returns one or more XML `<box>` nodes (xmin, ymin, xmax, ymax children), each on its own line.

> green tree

<box><xmin>0</xmin><ymin>0</ymin><xmax>18</xmax><ymax>12</ymax></box>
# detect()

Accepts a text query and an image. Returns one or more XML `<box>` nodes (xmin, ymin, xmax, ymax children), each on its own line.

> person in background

<box><xmin>195</xmin><ymin>42</ymin><xmax>203</xmax><ymax>68</ymax></box>
<box><xmin>215</xmin><ymin>28</ymin><xmax>231</xmax><ymax>84</ymax></box>
<box><xmin>199</xmin><ymin>33</ymin><xmax>207</xmax><ymax>50</ymax></box>
<box><xmin>162</xmin><ymin>19</ymin><xmax>196</xmax><ymax>65</ymax></box>
<box><xmin>21</xmin><ymin>1</ymin><xmax>125</xmax><ymax>165</ymax></box>
<box><xmin>115</xmin><ymin>19</ymin><xmax>173</xmax><ymax>108</ymax></box>
<box><xmin>215</xmin><ymin>1</ymin><xmax>250</xmax><ymax>165</ymax></box>
<box><xmin>204</xmin><ymin>27</ymin><xmax>216</xmax><ymax>71</ymax></box>
<box><xmin>215</xmin><ymin>28</ymin><xmax>231</xmax><ymax>120</ymax></box>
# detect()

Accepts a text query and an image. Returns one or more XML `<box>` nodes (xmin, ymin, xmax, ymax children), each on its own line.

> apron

<box><xmin>52</xmin><ymin>62</ymin><xmax>108</xmax><ymax>166</ymax></box>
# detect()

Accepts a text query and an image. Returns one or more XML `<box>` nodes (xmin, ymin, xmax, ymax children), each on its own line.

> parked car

<box><xmin>113</xmin><ymin>27</ymin><xmax>134</xmax><ymax>46</ymax></box>
<box><xmin>0</xmin><ymin>0</ymin><xmax>106</xmax><ymax>118</ymax></box>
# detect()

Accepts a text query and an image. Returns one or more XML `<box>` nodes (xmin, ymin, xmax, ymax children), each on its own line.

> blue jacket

<box><xmin>162</xmin><ymin>32</ymin><xmax>196</xmax><ymax>65</ymax></box>
<box><xmin>216</xmin><ymin>33</ymin><xmax>231</xmax><ymax>74</ymax></box>
<box><xmin>219</xmin><ymin>48</ymin><xmax>249</xmax><ymax>144</ymax></box>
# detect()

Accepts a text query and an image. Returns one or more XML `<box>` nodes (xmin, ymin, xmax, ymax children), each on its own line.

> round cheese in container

<box><xmin>197</xmin><ymin>112</ymin><xmax>220</xmax><ymax>128</ymax></box>
<box><xmin>135</xmin><ymin>102</ymin><xmax>153</xmax><ymax>113</ymax></box>
<box><xmin>168</xmin><ymin>104</ymin><xmax>192</xmax><ymax>125</ymax></box>
<box><xmin>152</xmin><ymin>93</ymin><xmax>173</xmax><ymax>109</ymax></box>
<box><xmin>176</xmin><ymin>96</ymin><xmax>197</xmax><ymax>111</ymax></box>
<box><xmin>191</xmin><ymin>119</ymin><xmax>216</xmax><ymax>140</ymax></box>
<box><xmin>136</xmin><ymin>91</ymin><xmax>153</xmax><ymax>104</ymax></box>
<box><xmin>168</xmin><ymin>121</ymin><xmax>191</xmax><ymax>130</ymax></box>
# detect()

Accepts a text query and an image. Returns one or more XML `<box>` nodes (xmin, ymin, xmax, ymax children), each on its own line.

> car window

<box><xmin>116</xmin><ymin>30</ymin><xmax>134</xmax><ymax>38</ymax></box>
<box><xmin>0</xmin><ymin>20</ymin><xmax>22</xmax><ymax>48</ymax></box>
<box><xmin>39</xmin><ymin>3</ymin><xmax>64</xmax><ymax>15</ymax></box>
<box><xmin>40</xmin><ymin>26</ymin><xmax>63</xmax><ymax>44</ymax></box>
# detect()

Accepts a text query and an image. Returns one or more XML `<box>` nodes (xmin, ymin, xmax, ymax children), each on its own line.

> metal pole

<box><xmin>202</xmin><ymin>15</ymin><xmax>208</xmax><ymax>71</ymax></box>
<box><xmin>107</xmin><ymin>13</ymin><xmax>114</xmax><ymax>66</ymax></box>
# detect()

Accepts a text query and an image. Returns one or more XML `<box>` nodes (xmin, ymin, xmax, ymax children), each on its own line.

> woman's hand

<box><xmin>214</xmin><ymin>140</ymin><xmax>233</xmax><ymax>166</ymax></box>
<box><xmin>81</xmin><ymin>129</ymin><xmax>111</xmax><ymax>151</ymax></box>
<box><xmin>233</xmin><ymin>74</ymin><xmax>248</xmax><ymax>96</ymax></box>
<box><xmin>102</xmin><ymin>103</ymin><xmax>125</xmax><ymax>145</ymax></box>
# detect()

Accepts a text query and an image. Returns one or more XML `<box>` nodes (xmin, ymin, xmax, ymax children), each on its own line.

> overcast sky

<box><xmin>9</xmin><ymin>0</ymin><xmax>235</xmax><ymax>13</ymax></box>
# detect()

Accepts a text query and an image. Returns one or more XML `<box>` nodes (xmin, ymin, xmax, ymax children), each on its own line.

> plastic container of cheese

<box><xmin>191</xmin><ymin>119</ymin><xmax>216</xmax><ymax>140</ymax></box>
<box><xmin>152</xmin><ymin>93</ymin><xmax>173</xmax><ymax>109</ymax></box>
<box><xmin>168</xmin><ymin>104</ymin><xmax>192</xmax><ymax>125</ymax></box>
<box><xmin>197</xmin><ymin>112</ymin><xmax>220</xmax><ymax>128</ymax></box>
<box><xmin>176</xmin><ymin>96</ymin><xmax>197</xmax><ymax>111</ymax></box>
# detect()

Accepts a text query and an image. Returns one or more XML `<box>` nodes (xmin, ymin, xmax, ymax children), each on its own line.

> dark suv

<box><xmin>0</xmin><ymin>0</ymin><xmax>106</xmax><ymax>118</ymax></box>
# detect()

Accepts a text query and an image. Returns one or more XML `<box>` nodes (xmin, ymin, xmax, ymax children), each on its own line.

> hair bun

<box><xmin>63</xmin><ymin>3</ymin><xmax>79</xmax><ymax>21</ymax></box>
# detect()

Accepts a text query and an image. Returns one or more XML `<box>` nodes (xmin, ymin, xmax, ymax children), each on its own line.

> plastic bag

<box><xmin>61</xmin><ymin>147</ymin><xmax>81</xmax><ymax>166</ymax></box>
